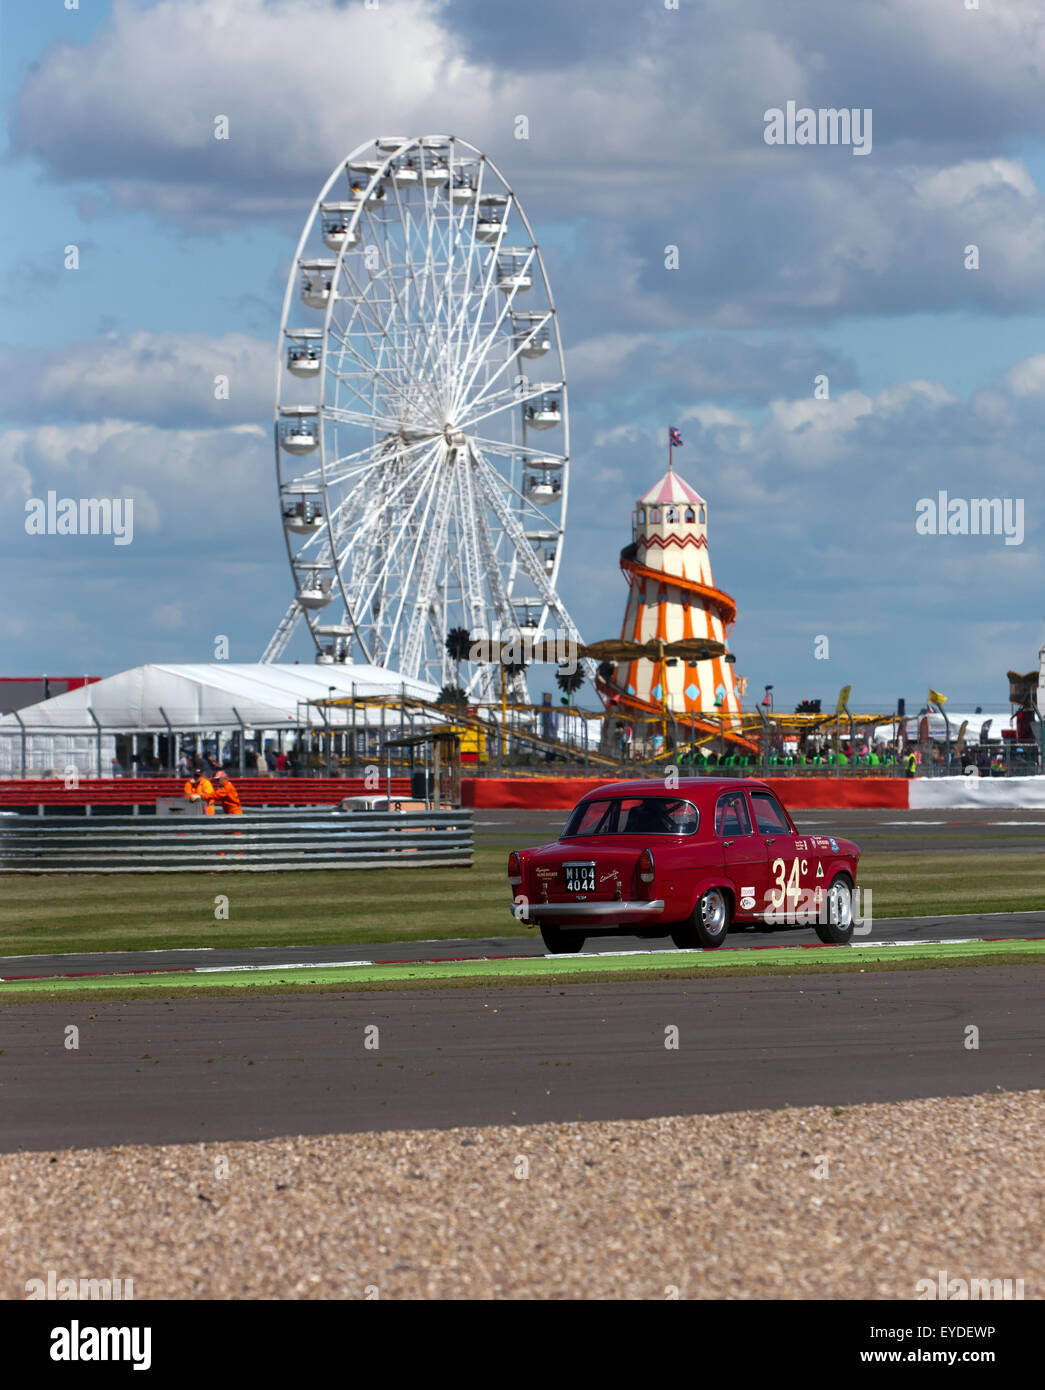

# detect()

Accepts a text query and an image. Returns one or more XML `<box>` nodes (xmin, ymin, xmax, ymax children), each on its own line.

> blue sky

<box><xmin>3</xmin><ymin>0</ymin><xmax>1045</xmax><ymax>712</ymax></box>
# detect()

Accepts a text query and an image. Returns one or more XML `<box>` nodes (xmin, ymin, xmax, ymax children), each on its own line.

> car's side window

<box><xmin>666</xmin><ymin>799</ymin><xmax>699</xmax><ymax>834</ymax></box>
<box><xmin>750</xmin><ymin>792</ymin><xmax>791</xmax><ymax>835</ymax></box>
<box><xmin>714</xmin><ymin>792</ymin><xmax>752</xmax><ymax>837</ymax></box>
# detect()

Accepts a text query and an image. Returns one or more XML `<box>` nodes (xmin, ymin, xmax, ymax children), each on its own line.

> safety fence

<box><xmin>0</xmin><ymin>809</ymin><xmax>472</xmax><ymax>873</ymax></box>
<box><xmin>461</xmin><ymin>752</ymin><xmax>1041</xmax><ymax>781</ymax></box>
<box><xmin>0</xmin><ymin>776</ymin><xmax>412</xmax><ymax>815</ymax></box>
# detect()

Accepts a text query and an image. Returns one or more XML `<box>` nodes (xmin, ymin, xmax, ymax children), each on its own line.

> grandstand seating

<box><xmin>0</xmin><ymin>777</ymin><xmax>412</xmax><ymax>812</ymax></box>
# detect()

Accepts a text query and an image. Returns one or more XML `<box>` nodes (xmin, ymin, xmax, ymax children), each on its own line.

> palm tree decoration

<box><xmin>556</xmin><ymin>666</ymin><xmax>585</xmax><ymax>702</ymax></box>
<box><xmin>445</xmin><ymin>627</ymin><xmax>473</xmax><ymax>685</ymax></box>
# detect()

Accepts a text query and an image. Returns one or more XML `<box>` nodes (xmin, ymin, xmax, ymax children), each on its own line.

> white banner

<box><xmin>909</xmin><ymin>775</ymin><xmax>1045</xmax><ymax>809</ymax></box>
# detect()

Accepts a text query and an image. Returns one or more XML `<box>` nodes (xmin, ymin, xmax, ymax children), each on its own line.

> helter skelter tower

<box><xmin>597</xmin><ymin>460</ymin><xmax>753</xmax><ymax>750</ymax></box>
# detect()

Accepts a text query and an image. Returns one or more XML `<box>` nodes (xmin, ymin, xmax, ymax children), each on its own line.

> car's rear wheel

<box><xmin>814</xmin><ymin>874</ymin><xmax>855</xmax><ymax>944</ymax></box>
<box><xmin>671</xmin><ymin>887</ymin><xmax>730</xmax><ymax>949</ymax></box>
<box><xmin>539</xmin><ymin>924</ymin><xmax>585</xmax><ymax>954</ymax></box>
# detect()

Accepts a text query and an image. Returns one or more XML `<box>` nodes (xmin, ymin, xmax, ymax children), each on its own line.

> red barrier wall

<box><xmin>463</xmin><ymin>778</ymin><xmax>606</xmax><ymax>809</ymax></box>
<box><xmin>762</xmin><ymin>778</ymin><xmax>907</xmax><ymax>808</ymax></box>
<box><xmin>462</xmin><ymin>776</ymin><xmax>909</xmax><ymax>810</ymax></box>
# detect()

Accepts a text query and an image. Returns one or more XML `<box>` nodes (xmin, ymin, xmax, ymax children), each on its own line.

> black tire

<box><xmin>814</xmin><ymin>874</ymin><xmax>855</xmax><ymax>944</ymax></box>
<box><xmin>670</xmin><ymin>886</ymin><xmax>731</xmax><ymax>950</ymax></box>
<box><xmin>539</xmin><ymin>924</ymin><xmax>585</xmax><ymax>954</ymax></box>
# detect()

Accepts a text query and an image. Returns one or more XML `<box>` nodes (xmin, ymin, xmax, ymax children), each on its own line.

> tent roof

<box><xmin>639</xmin><ymin>466</ymin><xmax>705</xmax><ymax>507</ymax></box>
<box><xmin>0</xmin><ymin>663</ymin><xmax>441</xmax><ymax>733</ymax></box>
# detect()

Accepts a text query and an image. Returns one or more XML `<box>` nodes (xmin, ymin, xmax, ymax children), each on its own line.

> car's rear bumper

<box><xmin>511</xmin><ymin>899</ymin><xmax>665</xmax><ymax>923</ymax></box>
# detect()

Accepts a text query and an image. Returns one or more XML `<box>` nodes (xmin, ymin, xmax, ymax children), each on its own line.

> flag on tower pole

<box><xmin>669</xmin><ymin>427</ymin><xmax>683</xmax><ymax>467</ymax></box>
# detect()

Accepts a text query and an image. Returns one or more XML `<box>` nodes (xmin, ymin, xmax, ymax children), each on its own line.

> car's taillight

<box><xmin>507</xmin><ymin>851</ymin><xmax>523</xmax><ymax>886</ymax></box>
<box><xmin>638</xmin><ymin>848</ymin><xmax>655</xmax><ymax>884</ymax></box>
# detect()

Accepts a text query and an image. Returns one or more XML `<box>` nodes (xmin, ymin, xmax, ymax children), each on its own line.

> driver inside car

<box><xmin>628</xmin><ymin>800</ymin><xmax>677</xmax><ymax>834</ymax></box>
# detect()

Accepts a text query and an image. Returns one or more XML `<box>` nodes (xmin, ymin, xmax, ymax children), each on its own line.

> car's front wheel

<box><xmin>539</xmin><ymin>924</ymin><xmax>585</xmax><ymax>954</ymax></box>
<box><xmin>671</xmin><ymin>887</ymin><xmax>731</xmax><ymax>949</ymax></box>
<box><xmin>814</xmin><ymin>874</ymin><xmax>855</xmax><ymax>944</ymax></box>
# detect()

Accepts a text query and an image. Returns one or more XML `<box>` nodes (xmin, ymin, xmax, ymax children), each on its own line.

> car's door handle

<box><xmin>722</xmin><ymin>839</ymin><xmax>734</xmax><ymax>847</ymax></box>
<box><xmin>763</xmin><ymin>837</ymin><xmax>776</xmax><ymax>844</ymax></box>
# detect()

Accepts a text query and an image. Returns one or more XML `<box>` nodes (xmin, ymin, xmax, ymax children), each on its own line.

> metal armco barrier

<box><xmin>0</xmin><ymin>810</ymin><xmax>473</xmax><ymax>873</ymax></box>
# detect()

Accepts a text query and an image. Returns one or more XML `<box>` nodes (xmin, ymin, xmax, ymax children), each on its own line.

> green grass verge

<box><xmin>0</xmin><ymin>848</ymin><xmax>1042</xmax><ymax>958</ymax></box>
<box><xmin>1</xmin><ymin>941</ymin><xmax>1043</xmax><ymax>1004</ymax></box>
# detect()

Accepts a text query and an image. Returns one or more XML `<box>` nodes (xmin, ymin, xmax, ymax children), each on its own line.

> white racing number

<box><xmin>768</xmin><ymin>857</ymin><xmax>808</xmax><ymax>909</ymax></box>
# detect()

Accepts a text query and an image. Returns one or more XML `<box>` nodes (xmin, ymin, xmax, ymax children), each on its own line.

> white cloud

<box><xmin>16</xmin><ymin>0</ymin><xmax>1045</xmax><ymax>218</ymax></box>
<box><xmin>1007</xmin><ymin>353</ymin><xmax>1045</xmax><ymax>396</ymax></box>
<box><xmin>152</xmin><ymin>603</ymin><xmax>186</xmax><ymax>630</ymax></box>
<box><xmin>11</xmin><ymin>1</ymin><xmax>1045</xmax><ymax>321</ymax></box>
<box><xmin>916</xmin><ymin>158</ymin><xmax>1037</xmax><ymax>210</ymax></box>
<box><xmin>768</xmin><ymin>390</ymin><xmax>874</xmax><ymax>465</ymax></box>
<box><xmin>874</xmin><ymin>380</ymin><xmax>956</xmax><ymax>414</ymax></box>
<box><xmin>0</xmin><ymin>332</ymin><xmax>271</xmax><ymax>426</ymax></box>
<box><xmin>0</xmin><ymin>419</ymin><xmax>271</xmax><ymax>541</ymax></box>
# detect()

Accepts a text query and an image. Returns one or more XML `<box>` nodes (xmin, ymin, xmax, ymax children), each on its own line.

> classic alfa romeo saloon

<box><xmin>507</xmin><ymin>778</ymin><xmax>861</xmax><ymax>953</ymax></box>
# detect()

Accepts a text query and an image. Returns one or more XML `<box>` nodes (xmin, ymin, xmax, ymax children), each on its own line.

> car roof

<box><xmin>576</xmin><ymin>778</ymin><xmax>772</xmax><ymax>802</ymax></box>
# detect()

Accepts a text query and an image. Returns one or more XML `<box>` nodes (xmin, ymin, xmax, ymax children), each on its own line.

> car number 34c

<box><xmin>768</xmin><ymin>857</ymin><xmax>808</xmax><ymax>908</ymax></box>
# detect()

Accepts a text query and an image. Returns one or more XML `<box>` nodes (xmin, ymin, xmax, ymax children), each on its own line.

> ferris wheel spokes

<box><xmin>337</xmin><ymin>446</ymin><xmax>445</xmax><ymax>659</ymax></box>
<box><xmin>458</xmin><ymin>311</ymin><xmax>554</xmax><ymax>419</ymax></box>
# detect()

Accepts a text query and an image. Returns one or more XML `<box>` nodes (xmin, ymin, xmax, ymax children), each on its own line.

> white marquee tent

<box><xmin>0</xmin><ymin>663</ymin><xmax>441</xmax><ymax>776</ymax></box>
<box><xmin>871</xmin><ymin>712</ymin><xmax>1020</xmax><ymax>745</ymax></box>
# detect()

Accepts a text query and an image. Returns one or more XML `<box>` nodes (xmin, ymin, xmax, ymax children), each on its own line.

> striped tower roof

<box><xmin>638</xmin><ymin>465</ymin><xmax>706</xmax><ymax>507</ymax></box>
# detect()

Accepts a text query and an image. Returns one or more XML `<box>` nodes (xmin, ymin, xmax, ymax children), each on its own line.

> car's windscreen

<box><xmin>562</xmin><ymin>797</ymin><xmax>699</xmax><ymax>837</ymax></box>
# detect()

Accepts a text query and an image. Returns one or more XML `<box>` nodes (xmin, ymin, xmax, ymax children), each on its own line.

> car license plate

<box><xmin>564</xmin><ymin>863</ymin><xmax>596</xmax><ymax>893</ymax></box>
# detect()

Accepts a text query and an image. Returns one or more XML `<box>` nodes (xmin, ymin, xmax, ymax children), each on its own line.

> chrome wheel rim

<box><xmin>828</xmin><ymin>881</ymin><xmax>853</xmax><ymax>929</ymax></box>
<box><xmin>701</xmin><ymin>889</ymin><xmax>727</xmax><ymax>936</ymax></box>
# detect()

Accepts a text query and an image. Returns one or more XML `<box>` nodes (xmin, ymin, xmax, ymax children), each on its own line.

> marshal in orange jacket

<box><xmin>184</xmin><ymin>776</ymin><xmax>216</xmax><ymax>814</ymax></box>
<box><xmin>210</xmin><ymin>778</ymin><xmax>243</xmax><ymax>815</ymax></box>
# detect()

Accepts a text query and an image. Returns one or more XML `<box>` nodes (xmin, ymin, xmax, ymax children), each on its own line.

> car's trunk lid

<box><xmin>526</xmin><ymin>841</ymin><xmax>645</xmax><ymax>902</ymax></box>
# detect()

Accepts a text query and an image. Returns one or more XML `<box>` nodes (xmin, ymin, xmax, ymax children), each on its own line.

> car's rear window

<box><xmin>562</xmin><ymin>797</ymin><xmax>699</xmax><ymax>837</ymax></box>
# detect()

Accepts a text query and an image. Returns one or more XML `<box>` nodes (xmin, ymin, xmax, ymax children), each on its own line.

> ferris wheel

<box><xmin>262</xmin><ymin>135</ymin><xmax>587</xmax><ymax>697</ymax></box>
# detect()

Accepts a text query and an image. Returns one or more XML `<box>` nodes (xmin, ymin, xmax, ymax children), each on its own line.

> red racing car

<box><xmin>507</xmin><ymin>778</ymin><xmax>861</xmax><ymax>954</ymax></box>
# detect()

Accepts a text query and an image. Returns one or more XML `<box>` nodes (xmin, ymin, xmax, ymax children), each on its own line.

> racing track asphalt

<box><xmin>2</xmin><ymin>965</ymin><xmax>1042</xmax><ymax>1154</ymax></box>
